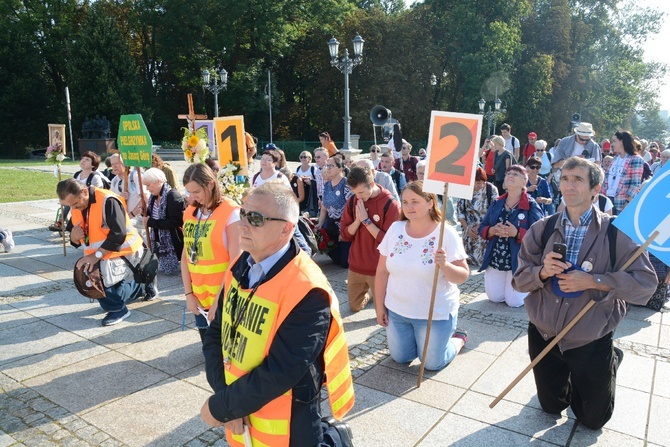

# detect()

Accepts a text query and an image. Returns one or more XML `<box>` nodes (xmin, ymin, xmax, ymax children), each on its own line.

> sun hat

<box><xmin>573</xmin><ymin>122</ymin><xmax>595</xmax><ymax>137</ymax></box>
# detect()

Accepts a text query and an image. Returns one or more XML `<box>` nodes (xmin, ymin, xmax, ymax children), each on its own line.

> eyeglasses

<box><xmin>577</xmin><ymin>136</ymin><xmax>590</xmax><ymax>142</ymax></box>
<box><xmin>300</xmin><ymin>156</ymin><xmax>310</xmax><ymax>159</ymax></box>
<box><xmin>240</xmin><ymin>208</ymin><xmax>288</xmax><ymax>227</ymax></box>
<box><xmin>371</xmin><ymin>150</ymin><xmax>380</xmax><ymax>153</ymax></box>
<box><xmin>528</xmin><ymin>165</ymin><xmax>541</xmax><ymax>170</ymax></box>
<box><xmin>325</xmin><ymin>164</ymin><xmax>337</xmax><ymax>169</ymax></box>
<box><xmin>535</xmin><ymin>149</ymin><xmax>545</xmax><ymax>152</ymax></box>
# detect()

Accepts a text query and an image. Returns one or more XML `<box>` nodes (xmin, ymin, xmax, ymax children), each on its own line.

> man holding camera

<box><xmin>57</xmin><ymin>178</ymin><xmax>145</xmax><ymax>326</ymax></box>
<box><xmin>512</xmin><ymin>157</ymin><xmax>656</xmax><ymax>430</ymax></box>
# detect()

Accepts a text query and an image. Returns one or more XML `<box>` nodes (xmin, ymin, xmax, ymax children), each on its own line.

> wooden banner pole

<box><xmin>57</xmin><ymin>165</ymin><xmax>67</xmax><ymax>256</ymax></box>
<box><xmin>417</xmin><ymin>182</ymin><xmax>449</xmax><ymax>388</ymax></box>
<box><xmin>489</xmin><ymin>230</ymin><xmax>660</xmax><ymax>408</ymax></box>
<box><xmin>136</xmin><ymin>167</ymin><xmax>151</xmax><ymax>252</ymax></box>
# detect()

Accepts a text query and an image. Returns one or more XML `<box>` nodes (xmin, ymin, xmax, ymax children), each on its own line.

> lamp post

<box><xmin>328</xmin><ymin>34</ymin><xmax>364</xmax><ymax>151</ymax></box>
<box><xmin>478</xmin><ymin>94</ymin><xmax>506</xmax><ymax>136</ymax></box>
<box><xmin>202</xmin><ymin>67</ymin><xmax>228</xmax><ymax>117</ymax></box>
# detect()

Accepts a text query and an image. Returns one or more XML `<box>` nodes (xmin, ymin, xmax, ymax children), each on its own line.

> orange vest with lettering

<box><xmin>221</xmin><ymin>250</ymin><xmax>355</xmax><ymax>447</ymax></box>
<box><xmin>70</xmin><ymin>188</ymin><xmax>143</xmax><ymax>259</ymax></box>
<box><xmin>184</xmin><ymin>198</ymin><xmax>239</xmax><ymax>309</ymax></box>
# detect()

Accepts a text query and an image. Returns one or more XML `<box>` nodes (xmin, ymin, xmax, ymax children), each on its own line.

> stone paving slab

<box><xmin>23</xmin><ymin>351</ymin><xmax>170</xmax><ymax>415</ymax></box>
<box><xmin>647</xmin><ymin>394</ymin><xmax>670</xmax><ymax>446</ymax></box>
<box><xmin>418</xmin><ymin>412</ymin><xmax>558</xmax><ymax>447</ymax></box>
<box><xmin>80</xmin><ymin>378</ymin><xmax>213</xmax><ymax>447</ymax></box>
<box><xmin>330</xmin><ymin>384</ymin><xmax>445</xmax><ymax>447</ymax></box>
<box><xmin>2</xmin><ymin>339</ymin><xmax>109</xmax><ymax>382</ymax></box>
<box><xmin>450</xmin><ymin>390</ymin><xmax>575</xmax><ymax>445</ymax></box>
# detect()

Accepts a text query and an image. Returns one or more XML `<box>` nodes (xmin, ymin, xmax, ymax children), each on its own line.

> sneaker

<box><xmin>1</xmin><ymin>229</ymin><xmax>15</xmax><ymax>253</ymax></box>
<box><xmin>101</xmin><ymin>309</ymin><xmax>131</xmax><ymax>326</ymax></box>
<box><xmin>452</xmin><ymin>328</ymin><xmax>468</xmax><ymax>347</ymax></box>
<box><xmin>144</xmin><ymin>291</ymin><xmax>158</xmax><ymax>301</ymax></box>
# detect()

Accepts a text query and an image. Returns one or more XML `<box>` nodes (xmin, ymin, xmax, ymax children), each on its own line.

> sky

<box><xmin>405</xmin><ymin>0</ymin><xmax>670</xmax><ymax>111</ymax></box>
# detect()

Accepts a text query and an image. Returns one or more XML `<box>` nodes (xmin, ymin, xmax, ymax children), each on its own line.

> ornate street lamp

<box><xmin>328</xmin><ymin>34</ymin><xmax>364</xmax><ymax>150</ymax></box>
<box><xmin>478</xmin><ymin>94</ymin><xmax>506</xmax><ymax>136</ymax></box>
<box><xmin>202</xmin><ymin>67</ymin><xmax>228</xmax><ymax>117</ymax></box>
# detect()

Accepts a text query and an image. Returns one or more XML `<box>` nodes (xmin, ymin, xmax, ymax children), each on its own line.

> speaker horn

<box><xmin>370</xmin><ymin>105</ymin><xmax>392</xmax><ymax>126</ymax></box>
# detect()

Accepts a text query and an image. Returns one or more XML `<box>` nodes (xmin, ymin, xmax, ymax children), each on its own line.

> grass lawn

<box><xmin>0</xmin><ymin>164</ymin><xmax>67</xmax><ymax>203</ymax></box>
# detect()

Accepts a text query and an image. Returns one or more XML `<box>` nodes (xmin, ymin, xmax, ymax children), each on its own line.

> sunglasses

<box><xmin>300</xmin><ymin>156</ymin><xmax>310</xmax><ymax>159</ymax></box>
<box><xmin>535</xmin><ymin>149</ymin><xmax>545</xmax><ymax>152</ymax></box>
<box><xmin>240</xmin><ymin>208</ymin><xmax>288</xmax><ymax>227</ymax></box>
<box><xmin>577</xmin><ymin>136</ymin><xmax>590</xmax><ymax>142</ymax></box>
<box><xmin>528</xmin><ymin>165</ymin><xmax>541</xmax><ymax>170</ymax></box>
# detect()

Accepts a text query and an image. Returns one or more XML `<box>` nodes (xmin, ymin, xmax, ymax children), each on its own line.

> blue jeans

<box><xmin>386</xmin><ymin>309</ymin><xmax>458</xmax><ymax>371</ymax></box>
<box><xmin>98</xmin><ymin>279</ymin><xmax>143</xmax><ymax>313</ymax></box>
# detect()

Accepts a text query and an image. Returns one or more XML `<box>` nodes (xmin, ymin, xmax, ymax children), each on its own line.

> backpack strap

<box><xmin>598</xmin><ymin>195</ymin><xmax>607</xmax><ymax>212</ymax></box>
<box><xmin>607</xmin><ymin>217</ymin><xmax>618</xmax><ymax>269</ymax></box>
<box><xmin>486</xmin><ymin>182</ymin><xmax>493</xmax><ymax>207</ymax></box>
<box><xmin>252</xmin><ymin>172</ymin><xmax>260</xmax><ymax>185</ymax></box>
<box><xmin>310</xmin><ymin>165</ymin><xmax>315</xmax><ymax>178</ymax></box>
<box><xmin>540</xmin><ymin>213</ymin><xmax>562</xmax><ymax>247</ymax></box>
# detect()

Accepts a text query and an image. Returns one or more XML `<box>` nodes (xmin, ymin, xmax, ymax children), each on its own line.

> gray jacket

<box><xmin>374</xmin><ymin>171</ymin><xmax>400</xmax><ymax>202</ymax></box>
<box><xmin>553</xmin><ymin>135</ymin><xmax>601</xmax><ymax>165</ymax></box>
<box><xmin>513</xmin><ymin>207</ymin><xmax>657</xmax><ymax>351</ymax></box>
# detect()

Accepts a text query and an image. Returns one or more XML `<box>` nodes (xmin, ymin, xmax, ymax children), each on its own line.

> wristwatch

<box><xmin>593</xmin><ymin>274</ymin><xmax>604</xmax><ymax>285</ymax></box>
<box><xmin>362</xmin><ymin>218</ymin><xmax>373</xmax><ymax>226</ymax></box>
<box><xmin>94</xmin><ymin>251</ymin><xmax>103</xmax><ymax>259</ymax></box>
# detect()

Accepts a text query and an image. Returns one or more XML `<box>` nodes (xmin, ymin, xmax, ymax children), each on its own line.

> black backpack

<box><xmin>74</xmin><ymin>170</ymin><xmax>111</xmax><ymax>189</ymax></box>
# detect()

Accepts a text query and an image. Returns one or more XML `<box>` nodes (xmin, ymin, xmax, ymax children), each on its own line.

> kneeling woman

<box><xmin>181</xmin><ymin>163</ymin><xmax>241</xmax><ymax>341</ymax></box>
<box><xmin>375</xmin><ymin>181</ymin><xmax>470</xmax><ymax>370</ymax></box>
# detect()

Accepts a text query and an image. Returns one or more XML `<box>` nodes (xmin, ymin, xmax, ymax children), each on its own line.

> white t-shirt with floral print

<box><xmin>378</xmin><ymin>221</ymin><xmax>467</xmax><ymax>320</ymax></box>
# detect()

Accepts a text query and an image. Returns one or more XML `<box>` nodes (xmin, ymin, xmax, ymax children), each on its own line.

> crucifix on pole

<box><xmin>177</xmin><ymin>94</ymin><xmax>208</xmax><ymax>132</ymax></box>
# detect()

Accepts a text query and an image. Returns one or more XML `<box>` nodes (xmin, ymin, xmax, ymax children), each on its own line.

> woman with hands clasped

<box><xmin>479</xmin><ymin>165</ymin><xmax>543</xmax><ymax>307</ymax></box>
<box><xmin>375</xmin><ymin>181</ymin><xmax>469</xmax><ymax>371</ymax></box>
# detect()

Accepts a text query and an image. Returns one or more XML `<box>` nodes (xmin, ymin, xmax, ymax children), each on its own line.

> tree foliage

<box><xmin>0</xmin><ymin>0</ymin><xmax>667</xmax><ymax>157</ymax></box>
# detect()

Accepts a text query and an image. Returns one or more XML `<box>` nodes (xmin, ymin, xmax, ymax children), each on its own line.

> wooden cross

<box><xmin>177</xmin><ymin>93</ymin><xmax>207</xmax><ymax>131</ymax></box>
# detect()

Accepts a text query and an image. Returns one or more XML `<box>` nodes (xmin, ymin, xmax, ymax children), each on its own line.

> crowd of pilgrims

<box><xmin>54</xmin><ymin>126</ymin><xmax>669</xmax><ymax>371</ymax></box>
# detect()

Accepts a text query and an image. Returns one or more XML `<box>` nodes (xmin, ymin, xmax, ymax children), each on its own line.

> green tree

<box><xmin>67</xmin><ymin>2</ymin><xmax>144</xmax><ymax>143</ymax></box>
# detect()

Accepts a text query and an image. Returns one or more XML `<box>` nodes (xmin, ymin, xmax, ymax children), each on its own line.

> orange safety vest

<box><xmin>184</xmin><ymin>198</ymin><xmax>238</xmax><ymax>309</ymax></box>
<box><xmin>70</xmin><ymin>188</ymin><xmax>143</xmax><ymax>259</ymax></box>
<box><xmin>221</xmin><ymin>250</ymin><xmax>355</xmax><ymax>447</ymax></box>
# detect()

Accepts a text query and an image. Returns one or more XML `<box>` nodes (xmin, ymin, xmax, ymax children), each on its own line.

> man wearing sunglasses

<box><xmin>552</xmin><ymin>122</ymin><xmax>602</xmax><ymax>167</ymax></box>
<box><xmin>200</xmin><ymin>182</ymin><xmax>355</xmax><ymax>447</ymax></box>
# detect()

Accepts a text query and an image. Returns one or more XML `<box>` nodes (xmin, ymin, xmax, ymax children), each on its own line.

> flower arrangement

<box><xmin>181</xmin><ymin>127</ymin><xmax>210</xmax><ymax>163</ymax></box>
<box><xmin>315</xmin><ymin>226</ymin><xmax>336</xmax><ymax>253</ymax></box>
<box><xmin>45</xmin><ymin>142</ymin><xmax>65</xmax><ymax>165</ymax></box>
<box><xmin>217</xmin><ymin>162</ymin><xmax>249</xmax><ymax>205</ymax></box>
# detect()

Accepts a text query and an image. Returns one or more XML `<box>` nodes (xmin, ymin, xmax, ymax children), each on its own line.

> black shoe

<box><xmin>101</xmin><ymin>309</ymin><xmax>131</xmax><ymax>326</ymax></box>
<box><xmin>144</xmin><ymin>291</ymin><xmax>157</xmax><ymax>301</ymax></box>
<box><xmin>613</xmin><ymin>347</ymin><xmax>624</xmax><ymax>367</ymax></box>
<box><xmin>321</xmin><ymin>416</ymin><xmax>354</xmax><ymax>447</ymax></box>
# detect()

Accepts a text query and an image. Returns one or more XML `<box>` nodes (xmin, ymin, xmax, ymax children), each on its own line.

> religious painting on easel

<box><xmin>196</xmin><ymin>120</ymin><xmax>216</xmax><ymax>158</ymax></box>
<box><xmin>47</xmin><ymin>124</ymin><xmax>67</xmax><ymax>164</ymax></box>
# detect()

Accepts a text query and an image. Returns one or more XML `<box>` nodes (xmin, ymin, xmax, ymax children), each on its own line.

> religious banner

<box><xmin>214</xmin><ymin>116</ymin><xmax>248</xmax><ymax>176</ymax></box>
<box><xmin>423</xmin><ymin>111</ymin><xmax>483</xmax><ymax>200</ymax></box>
<box><xmin>47</xmin><ymin>124</ymin><xmax>67</xmax><ymax>160</ymax></box>
<box><xmin>117</xmin><ymin>114</ymin><xmax>153</xmax><ymax>168</ymax></box>
<box><xmin>196</xmin><ymin>120</ymin><xmax>217</xmax><ymax>158</ymax></box>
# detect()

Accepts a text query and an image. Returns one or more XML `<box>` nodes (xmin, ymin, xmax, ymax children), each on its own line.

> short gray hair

<box><xmin>535</xmin><ymin>140</ymin><xmax>547</xmax><ymax>150</ymax></box>
<box><xmin>142</xmin><ymin>167</ymin><xmax>167</xmax><ymax>185</ymax></box>
<box><xmin>248</xmin><ymin>181</ymin><xmax>299</xmax><ymax>224</ymax></box>
<box><xmin>356</xmin><ymin>158</ymin><xmax>374</xmax><ymax>170</ymax></box>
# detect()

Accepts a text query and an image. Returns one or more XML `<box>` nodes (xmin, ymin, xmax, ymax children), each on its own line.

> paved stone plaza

<box><xmin>1</xmin><ymin>161</ymin><xmax>669</xmax><ymax>446</ymax></box>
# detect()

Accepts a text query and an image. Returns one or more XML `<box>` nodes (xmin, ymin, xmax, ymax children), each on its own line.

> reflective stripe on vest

<box><xmin>221</xmin><ymin>251</ymin><xmax>355</xmax><ymax>447</ymax></box>
<box><xmin>184</xmin><ymin>199</ymin><xmax>238</xmax><ymax>309</ymax></box>
<box><xmin>70</xmin><ymin>188</ymin><xmax>143</xmax><ymax>259</ymax></box>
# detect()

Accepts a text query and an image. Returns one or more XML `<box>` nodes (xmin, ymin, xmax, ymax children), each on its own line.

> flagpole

<box><xmin>65</xmin><ymin>87</ymin><xmax>74</xmax><ymax>160</ymax></box>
